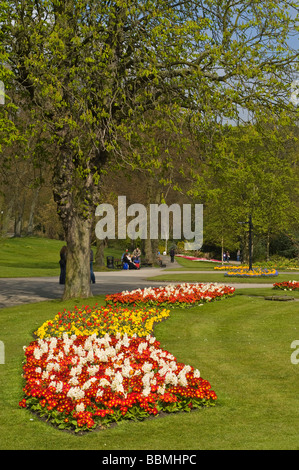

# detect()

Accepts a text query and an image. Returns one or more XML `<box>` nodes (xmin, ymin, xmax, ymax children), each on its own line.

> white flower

<box><xmin>142</xmin><ymin>386</ymin><xmax>151</xmax><ymax>397</ymax></box>
<box><xmin>86</xmin><ymin>349</ymin><xmax>94</xmax><ymax>362</ymax></box>
<box><xmin>87</xmin><ymin>365</ymin><xmax>99</xmax><ymax>376</ymax></box>
<box><xmin>121</xmin><ymin>363</ymin><xmax>132</xmax><ymax>378</ymax></box>
<box><xmin>67</xmin><ymin>386</ymin><xmax>85</xmax><ymax>400</ymax></box>
<box><xmin>95</xmin><ymin>348</ymin><xmax>108</xmax><ymax>362</ymax></box>
<box><xmin>99</xmin><ymin>378</ymin><xmax>110</xmax><ymax>388</ymax></box>
<box><xmin>105</xmin><ymin>367</ymin><xmax>114</xmax><ymax>376</ymax></box>
<box><xmin>111</xmin><ymin>372</ymin><xmax>124</xmax><ymax>394</ymax></box>
<box><xmin>106</xmin><ymin>346</ymin><xmax>116</xmax><ymax>358</ymax></box>
<box><xmin>178</xmin><ymin>373</ymin><xmax>188</xmax><ymax>387</ymax></box>
<box><xmin>165</xmin><ymin>371</ymin><xmax>178</xmax><ymax>386</ymax></box>
<box><xmin>75</xmin><ymin>402</ymin><xmax>85</xmax><ymax>413</ymax></box>
<box><xmin>142</xmin><ymin>362</ymin><xmax>153</xmax><ymax>373</ymax></box>
<box><xmin>70</xmin><ymin>365</ymin><xmax>82</xmax><ymax>377</ymax></box>
<box><xmin>177</xmin><ymin>366</ymin><xmax>191</xmax><ymax>387</ymax></box>
<box><xmin>146</xmin><ymin>335</ymin><xmax>156</xmax><ymax>344</ymax></box>
<box><xmin>33</xmin><ymin>348</ymin><xmax>42</xmax><ymax>360</ymax></box>
<box><xmin>56</xmin><ymin>381</ymin><xmax>63</xmax><ymax>393</ymax></box>
<box><xmin>138</xmin><ymin>342</ymin><xmax>148</xmax><ymax>354</ymax></box>
<box><xmin>157</xmin><ymin>385</ymin><xmax>166</xmax><ymax>395</ymax></box>
<box><xmin>46</xmin><ymin>362</ymin><xmax>55</xmax><ymax>372</ymax></box>
<box><xmin>82</xmin><ymin>377</ymin><xmax>97</xmax><ymax>390</ymax></box>
<box><xmin>158</xmin><ymin>360</ymin><xmax>169</xmax><ymax>377</ymax></box>
<box><xmin>69</xmin><ymin>377</ymin><xmax>79</xmax><ymax>386</ymax></box>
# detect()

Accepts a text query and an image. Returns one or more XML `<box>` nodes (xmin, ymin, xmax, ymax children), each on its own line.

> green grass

<box><xmin>148</xmin><ymin>272</ymin><xmax>299</xmax><ymax>284</ymax></box>
<box><xmin>0</xmin><ymin>237</ymin><xmax>65</xmax><ymax>277</ymax></box>
<box><xmin>0</xmin><ymin>237</ymin><xmax>123</xmax><ymax>277</ymax></box>
<box><xmin>170</xmin><ymin>257</ymin><xmax>220</xmax><ymax>270</ymax></box>
<box><xmin>174</xmin><ymin>255</ymin><xmax>299</xmax><ymax>272</ymax></box>
<box><xmin>1</xmin><ymin>290</ymin><xmax>299</xmax><ymax>450</ymax></box>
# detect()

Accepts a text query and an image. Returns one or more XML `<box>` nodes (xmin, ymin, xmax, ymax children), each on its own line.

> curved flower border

<box><xmin>105</xmin><ymin>283</ymin><xmax>235</xmax><ymax>308</ymax></box>
<box><xmin>19</xmin><ymin>282</ymin><xmax>232</xmax><ymax>432</ymax></box>
<box><xmin>19</xmin><ymin>333</ymin><xmax>217</xmax><ymax>432</ymax></box>
<box><xmin>34</xmin><ymin>304</ymin><xmax>170</xmax><ymax>340</ymax></box>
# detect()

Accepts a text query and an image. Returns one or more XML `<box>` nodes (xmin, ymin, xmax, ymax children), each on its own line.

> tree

<box><xmin>192</xmin><ymin>116</ymin><xmax>299</xmax><ymax>262</ymax></box>
<box><xmin>2</xmin><ymin>0</ymin><xmax>299</xmax><ymax>298</ymax></box>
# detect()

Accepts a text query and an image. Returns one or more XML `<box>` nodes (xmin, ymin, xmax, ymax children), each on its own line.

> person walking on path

<box><xmin>90</xmin><ymin>249</ymin><xmax>96</xmax><ymax>284</ymax></box>
<box><xmin>59</xmin><ymin>245</ymin><xmax>67</xmax><ymax>284</ymax></box>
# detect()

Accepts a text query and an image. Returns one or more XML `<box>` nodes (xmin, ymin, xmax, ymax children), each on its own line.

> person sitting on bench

<box><xmin>123</xmin><ymin>252</ymin><xmax>139</xmax><ymax>270</ymax></box>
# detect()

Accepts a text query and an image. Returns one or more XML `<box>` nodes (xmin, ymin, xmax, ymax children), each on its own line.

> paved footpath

<box><xmin>0</xmin><ymin>261</ymin><xmax>281</xmax><ymax>308</ymax></box>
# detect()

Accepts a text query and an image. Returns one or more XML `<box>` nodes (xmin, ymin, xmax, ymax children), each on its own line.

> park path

<box><xmin>0</xmin><ymin>254</ymin><xmax>286</xmax><ymax>308</ymax></box>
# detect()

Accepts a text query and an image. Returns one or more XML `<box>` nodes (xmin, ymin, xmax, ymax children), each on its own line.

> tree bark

<box><xmin>63</xmin><ymin>214</ymin><xmax>93</xmax><ymax>300</ymax></box>
<box><xmin>95</xmin><ymin>238</ymin><xmax>106</xmax><ymax>268</ymax></box>
<box><xmin>27</xmin><ymin>186</ymin><xmax>40</xmax><ymax>235</ymax></box>
<box><xmin>52</xmin><ymin>146</ymin><xmax>105</xmax><ymax>300</ymax></box>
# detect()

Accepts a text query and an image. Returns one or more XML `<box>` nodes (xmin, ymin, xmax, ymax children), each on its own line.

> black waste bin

<box><xmin>106</xmin><ymin>256</ymin><xmax>114</xmax><ymax>269</ymax></box>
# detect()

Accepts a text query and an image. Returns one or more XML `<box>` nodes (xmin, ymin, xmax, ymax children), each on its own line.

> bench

<box><xmin>114</xmin><ymin>258</ymin><xmax>123</xmax><ymax>269</ymax></box>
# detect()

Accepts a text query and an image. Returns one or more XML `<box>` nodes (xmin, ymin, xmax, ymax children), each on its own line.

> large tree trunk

<box><xmin>63</xmin><ymin>214</ymin><xmax>93</xmax><ymax>299</ymax></box>
<box><xmin>53</xmin><ymin>146</ymin><xmax>105</xmax><ymax>300</ymax></box>
<box><xmin>95</xmin><ymin>238</ymin><xmax>107</xmax><ymax>268</ymax></box>
<box><xmin>27</xmin><ymin>186</ymin><xmax>40</xmax><ymax>235</ymax></box>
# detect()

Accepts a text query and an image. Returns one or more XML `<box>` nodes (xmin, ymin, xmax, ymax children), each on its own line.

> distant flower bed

<box><xmin>214</xmin><ymin>265</ymin><xmax>248</xmax><ymax>271</ymax></box>
<box><xmin>273</xmin><ymin>281</ymin><xmax>299</xmax><ymax>291</ymax></box>
<box><xmin>35</xmin><ymin>304</ymin><xmax>170</xmax><ymax>340</ymax></box>
<box><xmin>224</xmin><ymin>267</ymin><xmax>278</xmax><ymax>278</ymax></box>
<box><xmin>177</xmin><ymin>254</ymin><xmax>221</xmax><ymax>263</ymax></box>
<box><xmin>214</xmin><ymin>265</ymin><xmax>278</xmax><ymax>277</ymax></box>
<box><xmin>19</xmin><ymin>333</ymin><xmax>217</xmax><ymax>432</ymax></box>
<box><xmin>105</xmin><ymin>283</ymin><xmax>235</xmax><ymax>308</ymax></box>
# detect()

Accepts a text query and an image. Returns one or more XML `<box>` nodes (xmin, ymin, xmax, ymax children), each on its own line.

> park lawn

<box><xmin>147</xmin><ymin>272</ymin><xmax>299</xmax><ymax>284</ymax></box>
<box><xmin>170</xmin><ymin>257</ymin><xmax>221</xmax><ymax>270</ymax></box>
<box><xmin>0</xmin><ymin>237</ymin><xmax>65</xmax><ymax>277</ymax></box>
<box><xmin>0</xmin><ymin>237</ymin><xmax>123</xmax><ymax>277</ymax></box>
<box><xmin>173</xmin><ymin>256</ymin><xmax>299</xmax><ymax>272</ymax></box>
<box><xmin>1</xmin><ymin>290</ymin><xmax>299</xmax><ymax>450</ymax></box>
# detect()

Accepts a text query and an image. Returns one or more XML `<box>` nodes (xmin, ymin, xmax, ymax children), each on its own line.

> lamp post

<box><xmin>238</xmin><ymin>214</ymin><xmax>253</xmax><ymax>271</ymax></box>
<box><xmin>0</xmin><ymin>210</ymin><xmax>3</xmax><ymax>235</ymax></box>
<box><xmin>248</xmin><ymin>214</ymin><xmax>253</xmax><ymax>271</ymax></box>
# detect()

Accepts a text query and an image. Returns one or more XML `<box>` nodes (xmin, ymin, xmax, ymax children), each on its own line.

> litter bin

<box><xmin>106</xmin><ymin>256</ymin><xmax>114</xmax><ymax>269</ymax></box>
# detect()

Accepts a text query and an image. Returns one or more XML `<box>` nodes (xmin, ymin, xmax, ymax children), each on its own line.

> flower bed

<box><xmin>223</xmin><ymin>267</ymin><xmax>278</xmax><ymax>278</ymax></box>
<box><xmin>273</xmin><ymin>281</ymin><xmax>299</xmax><ymax>291</ymax></box>
<box><xmin>19</xmin><ymin>333</ymin><xmax>217</xmax><ymax>432</ymax></box>
<box><xmin>214</xmin><ymin>265</ymin><xmax>247</xmax><ymax>271</ymax></box>
<box><xmin>177</xmin><ymin>254</ymin><xmax>221</xmax><ymax>263</ymax></box>
<box><xmin>105</xmin><ymin>283</ymin><xmax>235</xmax><ymax>308</ymax></box>
<box><xmin>34</xmin><ymin>304</ymin><xmax>170</xmax><ymax>340</ymax></box>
